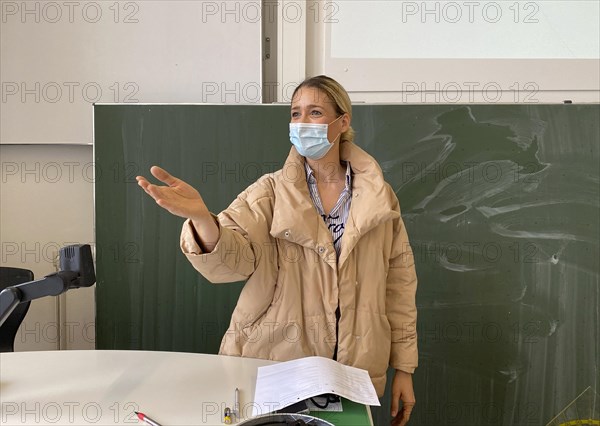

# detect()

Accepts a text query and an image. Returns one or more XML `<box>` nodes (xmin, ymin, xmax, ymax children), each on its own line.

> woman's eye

<box><xmin>311</xmin><ymin>110</ymin><xmax>322</xmax><ymax>116</ymax></box>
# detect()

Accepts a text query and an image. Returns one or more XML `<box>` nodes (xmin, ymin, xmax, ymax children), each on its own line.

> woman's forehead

<box><xmin>291</xmin><ymin>87</ymin><xmax>335</xmax><ymax>108</ymax></box>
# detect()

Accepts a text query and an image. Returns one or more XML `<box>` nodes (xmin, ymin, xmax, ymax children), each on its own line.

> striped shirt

<box><xmin>304</xmin><ymin>161</ymin><xmax>352</xmax><ymax>258</ymax></box>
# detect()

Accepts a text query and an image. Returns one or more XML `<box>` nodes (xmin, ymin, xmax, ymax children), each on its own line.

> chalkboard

<box><xmin>94</xmin><ymin>104</ymin><xmax>599</xmax><ymax>425</ymax></box>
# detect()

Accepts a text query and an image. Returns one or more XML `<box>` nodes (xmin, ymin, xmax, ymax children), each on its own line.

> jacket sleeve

<box><xmin>386</xmin><ymin>194</ymin><xmax>419</xmax><ymax>374</ymax></box>
<box><xmin>180</xmin><ymin>181</ymin><xmax>271</xmax><ymax>283</ymax></box>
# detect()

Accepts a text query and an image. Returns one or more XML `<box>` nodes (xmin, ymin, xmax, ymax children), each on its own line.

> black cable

<box><xmin>309</xmin><ymin>394</ymin><xmax>340</xmax><ymax>409</ymax></box>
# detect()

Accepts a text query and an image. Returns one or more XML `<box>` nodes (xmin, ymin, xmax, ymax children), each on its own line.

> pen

<box><xmin>135</xmin><ymin>411</ymin><xmax>162</xmax><ymax>426</ymax></box>
<box><xmin>234</xmin><ymin>387</ymin><xmax>240</xmax><ymax>419</ymax></box>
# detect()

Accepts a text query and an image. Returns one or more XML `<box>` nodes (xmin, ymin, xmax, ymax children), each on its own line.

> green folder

<box><xmin>310</xmin><ymin>398</ymin><xmax>372</xmax><ymax>426</ymax></box>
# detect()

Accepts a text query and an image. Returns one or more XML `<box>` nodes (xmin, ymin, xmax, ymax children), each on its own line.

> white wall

<box><xmin>1</xmin><ymin>1</ymin><xmax>262</xmax><ymax>143</ymax></box>
<box><xmin>281</xmin><ymin>0</ymin><xmax>600</xmax><ymax>103</ymax></box>
<box><xmin>0</xmin><ymin>0</ymin><xmax>262</xmax><ymax>351</ymax></box>
<box><xmin>330</xmin><ymin>2</ymin><xmax>599</xmax><ymax>59</ymax></box>
<box><xmin>0</xmin><ymin>145</ymin><xmax>95</xmax><ymax>351</ymax></box>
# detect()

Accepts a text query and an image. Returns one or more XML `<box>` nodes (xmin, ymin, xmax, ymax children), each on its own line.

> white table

<box><xmin>0</xmin><ymin>350</ymin><xmax>278</xmax><ymax>425</ymax></box>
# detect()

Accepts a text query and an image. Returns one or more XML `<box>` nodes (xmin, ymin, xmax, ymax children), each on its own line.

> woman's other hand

<box><xmin>391</xmin><ymin>370</ymin><xmax>415</xmax><ymax>426</ymax></box>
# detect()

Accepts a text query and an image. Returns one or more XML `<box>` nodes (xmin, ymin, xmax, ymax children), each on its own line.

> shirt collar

<box><xmin>304</xmin><ymin>160</ymin><xmax>352</xmax><ymax>191</ymax></box>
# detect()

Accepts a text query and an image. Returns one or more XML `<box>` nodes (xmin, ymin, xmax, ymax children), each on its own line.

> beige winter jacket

<box><xmin>180</xmin><ymin>141</ymin><xmax>418</xmax><ymax>396</ymax></box>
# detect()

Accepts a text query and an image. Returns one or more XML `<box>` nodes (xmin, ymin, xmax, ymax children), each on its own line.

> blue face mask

<box><xmin>289</xmin><ymin>115</ymin><xmax>343</xmax><ymax>160</ymax></box>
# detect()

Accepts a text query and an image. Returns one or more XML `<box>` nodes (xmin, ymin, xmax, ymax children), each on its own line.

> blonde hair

<box><xmin>292</xmin><ymin>75</ymin><xmax>355</xmax><ymax>144</ymax></box>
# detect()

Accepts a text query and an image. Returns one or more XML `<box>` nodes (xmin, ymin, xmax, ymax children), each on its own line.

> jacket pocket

<box><xmin>271</xmin><ymin>267</ymin><xmax>285</xmax><ymax>306</ymax></box>
<box><xmin>241</xmin><ymin>271</ymin><xmax>284</xmax><ymax>334</ymax></box>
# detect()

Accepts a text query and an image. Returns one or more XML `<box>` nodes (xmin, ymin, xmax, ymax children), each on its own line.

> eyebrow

<box><xmin>290</xmin><ymin>104</ymin><xmax>324</xmax><ymax>111</ymax></box>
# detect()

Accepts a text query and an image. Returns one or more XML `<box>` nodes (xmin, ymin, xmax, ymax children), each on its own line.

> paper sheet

<box><xmin>252</xmin><ymin>356</ymin><xmax>380</xmax><ymax>417</ymax></box>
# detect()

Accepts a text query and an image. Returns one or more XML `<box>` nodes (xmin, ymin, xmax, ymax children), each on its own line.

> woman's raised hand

<box><xmin>136</xmin><ymin>166</ymin><xmax>210</xmax><ymax>221</ymax></box>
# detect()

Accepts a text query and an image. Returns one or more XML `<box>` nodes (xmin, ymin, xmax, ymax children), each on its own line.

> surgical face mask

<box><xmin>289</xmin><ymin>115</ymin><xmax>343</xmax><ymax>160</ymax></box>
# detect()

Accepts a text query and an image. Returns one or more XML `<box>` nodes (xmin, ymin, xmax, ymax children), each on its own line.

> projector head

<box><xmin>59</xmin><ymin>244</ymin><xmax>96</xmax><ymax>288</ymax></box>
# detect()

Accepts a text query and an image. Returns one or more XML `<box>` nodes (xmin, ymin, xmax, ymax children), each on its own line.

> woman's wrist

<box><xmin>190</xmin><ymin>214</ymin><xmax>219</xmax><ymax>252</ymax></box>
<box><xmin>190</xmin><ymin>210</ymin><xmax>212</xmax><ymax>225</ymax></box>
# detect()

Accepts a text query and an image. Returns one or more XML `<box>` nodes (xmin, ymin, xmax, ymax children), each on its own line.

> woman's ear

<box><xmin>341</xmin><ymin>113</ymin><xmax>350</xmax><ymax>133</ymax></box>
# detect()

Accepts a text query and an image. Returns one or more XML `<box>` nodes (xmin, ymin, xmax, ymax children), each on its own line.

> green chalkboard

<box><xmin>94</xmin><ymin>104</ymin><xmax>599</xmax><ymax>425</ymax></box>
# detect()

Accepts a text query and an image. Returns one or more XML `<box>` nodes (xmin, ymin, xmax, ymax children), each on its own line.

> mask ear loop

<box><xmin>329</xmin><ymin>113</ymin><xmax>345</xmax><ymax>144</ymax></box>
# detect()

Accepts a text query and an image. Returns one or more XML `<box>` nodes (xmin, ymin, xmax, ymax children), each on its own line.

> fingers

<box><xmin>150</xmin><ymin>165</ymin><xmax>179</xmax><ymax>187</ymax></box>
<box><xmin>136</xmin><ymin>176</ymin><xmax>155</xmax><ymax>195</ymax></box>
<box><xmin>402</xmin><ymin>403</ymin><xmax>415</xmax><ymax>415</ymax></box>
<box><xmin>136</xmin><ymin>175</ymin><xmax>150</xmax><ymax>190</ymax></box>
<box><xmin>391</xmin><ymin>392</ymin><xmax>415</xmax><ymax>425</ymax></box>
<box><xmin>398</xmin><ymin>408</ymin><xmax>410</xmax><ymax>426</ymax></box>
<box><xmin>136</xmin><ymin>176</ymin><xmax>165</xmax><ymax>205</ymax></box>
<box><xmin>136</xmin><ymin>167</ymin><xmax>176</xmax><ymax>199</ymax></box>
<box><xmin>402</xmin><ymin>402</ymin><xmax>414</xmax><ymax>423</ymax></box>
<box><xmin>136</xmin><ymin>167</ymin><xmax>203</xmax><ymax>219</ymax></box>
<box><xmin>391</xmin><ymin>404</ymin><xmax>414</xmax><ymax>426</ymax></box>
<box><xmin>391</xmin><ymin>394</ymin><xmax>400</xmax><ymax>418</ymax></box>
<box><xmin>391</xmin><ymin>377</ymin><xmax>401</xmax><ymax>417</ymax></box>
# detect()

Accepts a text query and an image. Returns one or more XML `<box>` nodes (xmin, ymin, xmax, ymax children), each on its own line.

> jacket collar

<box><xmin>270</xmin><ymin>141</ymin><xmax>400</xmax><ymax>268</ymax></box>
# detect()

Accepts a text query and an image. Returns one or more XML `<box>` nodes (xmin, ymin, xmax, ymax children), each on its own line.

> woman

<box><xmin>136</xmin><ymin>75</ymin><xmax>417</xmax><ymax>425</ymax></box>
